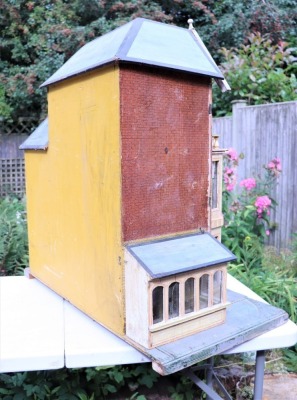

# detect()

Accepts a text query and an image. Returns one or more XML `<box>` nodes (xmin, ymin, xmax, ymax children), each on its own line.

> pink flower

<box><xmin>226</xmin><ymin>183</ymin><xmax>235</xmax><ymax>191</ymax></box>
<box><xmin>224</xmin><ymin>166</ymin><xmax>237</xmax><ymax>191</ymax></box>
<box><xmin>254</xmin><ymin>195</ymin><xmax>272</xmax><ymax>217</ymax></box>
<box><xmin>226</xmin><ymin>148</ymin><xmax>238</xmax><ymax>162</ymax></box>
<box><xmin>224</xmin><ymin>148</ymin><xmax>239</xmax><ymax>191</ymax></box>
<box><xmin>267</xmin><ymin>158</ymin><xmax>282</xmax><ymax>177</ymax></box>
<box><xmin>240</xmin><ymin>178</ymin><xmax>256</xmax><ymax>191</ymax></box>
<box><xmin>266</xmin><ymin>230</ymin><xmax>270</xmax><ymax>236</ymax></box>
<box><xmin>226</xmin><ymin>168</ymin><xmax>234</xmax><ymax>175</ymax></box>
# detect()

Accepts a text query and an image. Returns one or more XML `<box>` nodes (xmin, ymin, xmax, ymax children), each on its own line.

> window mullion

<box><xmin>209</xmin><ymin>272</ymin><xmax>214</xmax><ymax>307</ymax></box>
<box><xmin>180</xmin><ymin>279</ymin><xmax>185</xmax><ymax>316</ymax></box>
<box><xmin>163</xmin><ymin>283</ymin><xmax>169</xmax><ymax>322</ymax></box>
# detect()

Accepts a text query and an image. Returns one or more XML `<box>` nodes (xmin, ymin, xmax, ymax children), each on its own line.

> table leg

<box><xmin>184</xmin><ymin>358</ymin><xmax>232</xmax><ymax>400</ymax></box>
<box><xmin>205</xmin><ymin>357</ymin><xmax>214</xmax><ymax>400</ymax></box>
<box><xmin>253</xmin><ymin>350</ymin><xmax>265</xmax><ymax>400</ymax></box>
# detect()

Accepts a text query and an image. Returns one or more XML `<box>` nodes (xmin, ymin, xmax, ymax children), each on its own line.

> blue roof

<box><xmin>41</xmin><ymin>18</ymin><xmax>224</xmax><ymax>87</ymax></box>
<box><xmin>19</xmin><ymin>118</ymin><xmax>48</xmax><ymax>150</ymax></box>
<box><xmin>126</xmin><ymin>233</ymin><xmax>236</xmax><ymax>279</ymax></box>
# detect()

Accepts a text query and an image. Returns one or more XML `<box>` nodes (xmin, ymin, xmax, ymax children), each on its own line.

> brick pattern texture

<box><xmin>120</xmin><ymin>65</ymin><xmax>211</xmax><ymax>242</ymax></box>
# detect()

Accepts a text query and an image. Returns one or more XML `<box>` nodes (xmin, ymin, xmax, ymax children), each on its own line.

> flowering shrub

<box><xmin>254</xmin><ymin>195</ymin><xmax>272</xmax><ymax>218</ymax></box>
<box><xmin>267</xmin><ymin>157</ymin><xmax>282</xmax><ymax>177</ymax></box>
<box><xmin>223</xmin><ymin>148</ymin><xmax>239</xmax><ymax>191</ymax></box>
<box><xmin>224</xmin><ymin>167</ymin><xmax>237</xmax><ymax>192</ymax></box>
<box><xmin>222</xmin><ymin>149</ymin><xmax>281</xmax><ymax>266</ymax></box>
<box><xmin>240</xmin><ymin>178</ymin><xmax>256</xmax><ymax>191</ymax></box>
<box><xmin>226</xmin><ymin>148</ymin><xmax>238</xmax><ymax>162</ymax></box>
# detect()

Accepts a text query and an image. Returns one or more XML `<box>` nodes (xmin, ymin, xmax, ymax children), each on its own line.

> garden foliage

<box><xmin>222</xmin><ymin>149</ymin><xmax>297</xmax><ymax>324</ymax></box>
<box><xmin>1</xmin><ymin>0</ymin><xmax>297</xmax><ymax>123</ymax></box>
<box><xmin>213</xmin><ymin>33</ymin><xmax>297</xmax><ymax>116</ymax></box>
<box><xmin>222</xmin><ymin>149</ymin><xmax>281</xmax><ymax>253</ymax></box>
<box><xmin>0</xmin><ymin>364</ymin><xmax>160</xmax><ymax>400</ymax></box>
<box><xmin>0</xmin><ymin>363</ymin><xmax>204</xmax><ymax>399</ymax></box>
<box><xmin>0</xmin><ymin>196</ymin><xmax>28</xmax><ymax>276</ymax></box>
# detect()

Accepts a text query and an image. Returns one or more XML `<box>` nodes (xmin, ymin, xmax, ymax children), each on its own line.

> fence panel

<box><xmin>0</xmin><ymin>158</ymin><xmax>26</xmax><ymax>197</ymax></box>
<box><xmin>0</xmin><ymin>118</ymin><xmax>37</xmax><ymax>198</ymax></box>
<box><xmin>0</xmin><ymin>134</ymin><xmax>28</xmax><ymax>158</ymax></box>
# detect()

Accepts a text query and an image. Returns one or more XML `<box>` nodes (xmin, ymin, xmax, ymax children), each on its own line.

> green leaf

<box><xmin>113</xmin><ymin>371</ymin><xmax>124</xmax><ymax>384</ymax></box>
<box><xmin>104</xmin><ymin>384</ymin><xmax>117</xmax><ymax>393</ymax></box>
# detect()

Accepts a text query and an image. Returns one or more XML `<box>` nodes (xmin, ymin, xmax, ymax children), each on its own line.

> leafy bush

<box><xmin>0</xmin><ymin>364</ymin><xmax>162</xmax><ymax>399</ymax></box>
<box><xmin>0</xmin><ymin>0</ymin><xmax>170</xmax><ymax>123</ymax></box>
<box><xmin>2</xmin><ymin>1</ymin><xmax>297</xmax><ymax>123</ymax></box>
<box><xmin>0</xmin><ymin>84</ymin><xmax>12</xmax><ymax>120</ymax></box>
<box><xmin>213</xmin><ymin>33</ymin><xmax>297</xmax><ymax>116</ymax></box>
<box><xmin>0</xmin><ymin>196</ymin><xmax>28</xmax><ymax>276</ymax></box>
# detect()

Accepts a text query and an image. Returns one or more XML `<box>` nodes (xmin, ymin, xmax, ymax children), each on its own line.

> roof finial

<box><xmin>187</xmin><ymin>19</ymin><xmax>194</xmax><ymax>30</ymax></box>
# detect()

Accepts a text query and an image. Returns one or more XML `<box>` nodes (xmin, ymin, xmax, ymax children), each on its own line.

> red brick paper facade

<box><xmin>120</xmin><ymin>65</ymin><xmax>211</xmax><ymax>242</ymax></box>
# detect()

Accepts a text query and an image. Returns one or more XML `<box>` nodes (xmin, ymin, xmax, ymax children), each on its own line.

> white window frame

<box><xmin>149</xmin><ymin>265</ymin><xmax>227</xmax><ymax>331</ymax></box>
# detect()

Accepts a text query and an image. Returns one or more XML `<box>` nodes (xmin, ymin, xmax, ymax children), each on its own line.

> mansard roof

<box><xmin>41</xmin><ymin>18</ymin><xmax>224</xmax><ymax>87</ymax></box>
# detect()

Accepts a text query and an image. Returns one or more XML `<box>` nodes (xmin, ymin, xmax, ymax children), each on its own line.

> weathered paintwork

<box><xmin>24</xmin><ymin>66</ymin><xmax>125</xmax><ymax>335</ymax></box>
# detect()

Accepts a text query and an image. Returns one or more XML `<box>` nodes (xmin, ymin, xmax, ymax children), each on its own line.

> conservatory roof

<box><xmin>126</xmin><ymin>233</ymin><xmax>236</xmax><ymax>279</ymax></box>
<box><xmin>41</xmin><ymin>18</ymin><xmax>224</xmax><ymax>87</ymax></box>
<box><xmin>19</xmin><ymin>118</ymin><xmax>48</xmax><ymax>150</ymax></box>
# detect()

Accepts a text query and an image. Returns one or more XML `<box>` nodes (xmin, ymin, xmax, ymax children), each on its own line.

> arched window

<box><xmin>168</xmin><ymin>282</ymin><xmax>179</xmax><ymax>318</ymax></box>
<box><xmin>185</xmin><ymin>278</ymin><xmax>194</xmax><ymax>313</ymax></box>
<box><xmin>199</xmin><ymin>274</ymin><xmax>209</xmax><ymax>309</ymax></box>
<box><xmin>152</xmin><ymin>286</ymin><xmax>163</xmax><ymax>324</ymax></box>
<box><xmin>213</xmin><ymin>270</ymin><xmax>222</xmax><ymax>305</ymax></box>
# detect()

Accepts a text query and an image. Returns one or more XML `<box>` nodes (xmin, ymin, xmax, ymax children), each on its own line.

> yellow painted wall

<box><xmin>25</xmin><ymin>66</ymin><xmax>125</xmax><ymax>334</ymax></box>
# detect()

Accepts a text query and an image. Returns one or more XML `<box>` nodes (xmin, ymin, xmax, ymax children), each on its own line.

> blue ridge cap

<box><xmin>126</xmin><ymin>232</ymin><xmax>236</xmax><ymax>279</ymax></box>
<box><xmin>41</xmin><ymin>18</ymin><xmax>224</xmax><ymax>87</ymax></box>
<box><xmin>19</xmin><ymin>118</ymin><xmax>48</xmax><ymax>150</ymax></box>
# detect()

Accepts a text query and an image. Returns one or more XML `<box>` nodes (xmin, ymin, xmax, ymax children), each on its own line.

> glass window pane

<box><xmin>185</xmin><ymin>278</ymin><xmax>194</xmax><ymax>313</ymax></box>
<box><xmin>213</xmin><ymin>271</ymin><xmax>222</xmax><ymax>305</ymax></box>
<box><xmin>199</xmin><ymin>274</ymin><xmax>209</xmax><ymax>309</ymax></box>
<box><xmin>152</xmin><ymin>286</ymin><xmax>163</xmax><ymax>324</ymax></box>
<box><xmin>212</xmin><ymin>161</ymin><xmax>218</xmax><ymax>209</ymax></box>
<box><xmin>168</xmin><ymin>282</ymin><xmax>179</xmax><ymax>319</ymax></box>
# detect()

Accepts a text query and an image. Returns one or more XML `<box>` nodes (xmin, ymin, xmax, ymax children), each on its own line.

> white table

<box><xmin>1</xmin><ymin>274</ymin><xmax>296</xmax><ymax>397</ymax></box>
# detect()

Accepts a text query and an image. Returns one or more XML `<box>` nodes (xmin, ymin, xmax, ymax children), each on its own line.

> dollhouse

<box><xmin>21</xmin><ymin>18</ymin><xmax>235</xmax><ymax>350</ymax></box>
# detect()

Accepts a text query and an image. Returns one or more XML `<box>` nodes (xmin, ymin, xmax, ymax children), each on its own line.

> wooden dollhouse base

<box><xmin>149</xmin><ymin>302</ymin><xmax>228</xmax><ymax>348</ymax></box>
<box><xmin>124</xmin><ymin>290</ymin><xmax>288</xmax><ymax>376</ymax></box>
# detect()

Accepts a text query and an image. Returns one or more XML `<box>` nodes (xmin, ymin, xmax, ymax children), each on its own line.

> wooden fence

<box><xmin>0</xmin><ymin>117</ymin><xmax>38</xmax><ymax>197</ymax></box>
<box><xmin>213</xmin><ymin>100</ymin><xmax>297</xmax><ymax>249</ymax></box>
<box><xmin>0</xmin><ymin>135</ymin><xmax>28</xmax><ymax>197</ymax></box>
